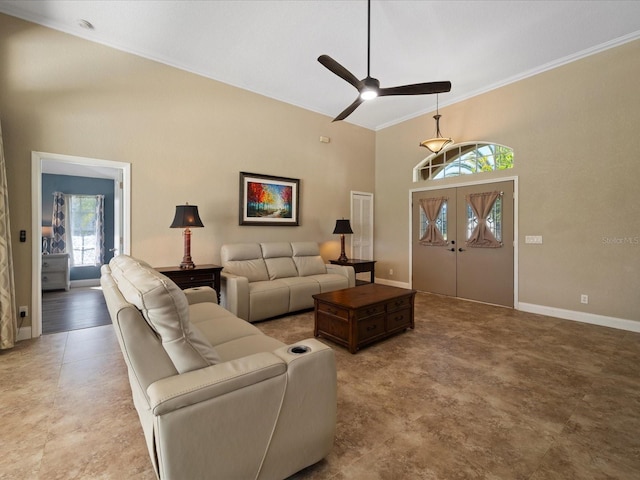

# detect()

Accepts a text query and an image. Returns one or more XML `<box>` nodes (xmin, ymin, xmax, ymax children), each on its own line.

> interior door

<box><xmin>411</xmin><ymin>187</ymin><xmax>457</xmax><ymax>296</ymax></box>
<box><xmin>456</xmin><ymin>181</ymin><xmax>514</xmax><ymax>306</ymax></box>
<box><xmin>411</xmin><ymin>180</ymin><xmax>514</xmax><ymax>307</ymax></box>
<box><xmin>351</xmin><ymin>192</ymin><xmax>373</xmax><ymax>260</ymax></box>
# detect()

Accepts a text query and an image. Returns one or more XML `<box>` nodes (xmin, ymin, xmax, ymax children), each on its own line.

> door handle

<box><xmin>449</xmin><ymin>248</ymin><xmax>455</xmax><ymax>252</ymax></box>
<box><xmin>458</xmin><ymin>248</ymin><xmax>465</xmax><ymax>252</ymax></box>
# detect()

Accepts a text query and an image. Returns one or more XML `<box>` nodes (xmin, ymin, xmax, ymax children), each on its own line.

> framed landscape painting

<box><xmin>239</xmin><ymin>172</ymin><xmax>300</xmax><ymax>226</ymax></box>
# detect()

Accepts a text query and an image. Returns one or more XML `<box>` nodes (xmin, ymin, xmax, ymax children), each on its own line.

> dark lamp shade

<box><xmin>333</xmin><ymin>219</ymin><xmax>353</xmax><ymax>235</ymax></box>
<box><xmin>170</xmin><ymin>205</ymin><xmax>204</xmax><ymax>228</ymax></box>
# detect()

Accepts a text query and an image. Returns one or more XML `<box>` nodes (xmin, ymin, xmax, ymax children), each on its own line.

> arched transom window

<box><xmin>413</xmin><ymin>142</ymin><xmax>514</xmax><ymax>182</ymax></box>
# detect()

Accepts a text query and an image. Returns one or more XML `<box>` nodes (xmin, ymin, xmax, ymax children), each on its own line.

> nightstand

<box><xmin>156</xmin><ymin>264</ymin><xmax>223</xmax><ymax>303</ymax></box>
<box><xmin>42</xmin><ymin>253</ymin><xmax>70</xmax><ymax>291</ymax></box>
<box><xmin>329</xmin><ymin>259</ymin><xmax>376</xmax><ymax>285</ymax></box>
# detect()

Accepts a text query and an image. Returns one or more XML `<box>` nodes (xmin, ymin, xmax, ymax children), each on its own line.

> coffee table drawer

<box><xmin>355</xmin><ymin>304</ymin><xmax>385</xmax><ymax>320</ymax></box>
<box><xmin>358</xmin><ymin>314</ymin><xmax>385</xmax><ymax>341</ymax></box>
<box><xmin>317</xmin><ymin>302</ymin><xmax>349</xmax><ymax>320</ymax></box>
<box><xmin>387</xmin><ymin>295</ymin><xmax>413</xmax><ymax>312</ymax></box>
<box><xmin>386</xmin><ymin>307</ymin><xmax>412</xmax><ymax>332</ymax></box>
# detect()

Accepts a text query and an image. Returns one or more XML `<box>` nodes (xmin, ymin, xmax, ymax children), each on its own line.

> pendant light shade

<box><xmin>420</xmin><ymin>95</ymin><xmax>453</xmax><ymax>154</ymax></box>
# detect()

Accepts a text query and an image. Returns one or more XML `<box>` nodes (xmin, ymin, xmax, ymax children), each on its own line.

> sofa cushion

<box><xmin>109</xmin><ymin>255</ymin><xmax>220</xmax><ymax>373</ymax></box>
<box><xmin>189</xmin><ymin>302</ymin><xmax>266</xmax><ymax>347</ymax></box>
<box><xmin>278</xmin><ymin>277</ymin><xmax>320</xmax><ymax>311</ymax></box>
<box><xmin>261</xmin><ymin>242</ymin><xmax>299</xmax><ymax>280</ymax></box>
<box><xmin>224</xmin><ymin>259</ymin><xmax>270</xmax><ymax>282</ymax></box>
<box><xmin>221</xmin><ymin>243</ymin><xmax>269</xmax><ymax>282</ymax></box>
<box><xmin>292</xmin><ymin>242</ymin><xmax>327</xmax><ymax>276</ymax></box>
<box><xmin>249</xmin><ymin>280</ymin><xmax>290</xmax><ymax>322</ymax></box>
<box><xmin>309</xmin><ymin>273</ymin><xmax>351</xmax><ymax>293</ymax></box>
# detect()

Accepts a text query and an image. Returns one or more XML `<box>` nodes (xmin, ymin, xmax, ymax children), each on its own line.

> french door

<box><xmin>411</xmin><ymin>180</ymin><xmax>514</xmax><ymax>307</ymax></box>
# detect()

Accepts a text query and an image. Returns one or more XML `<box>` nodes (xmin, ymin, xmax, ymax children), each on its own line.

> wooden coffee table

<box><xmin>313</xmin><ymin>284</ymin><xmax>416</xmax><ymax>353</ymax></box>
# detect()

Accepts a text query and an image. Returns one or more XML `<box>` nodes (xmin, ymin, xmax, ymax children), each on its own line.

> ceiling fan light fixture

<box><xmin>360</xmin><ymin>88</ymin><xmax>378</xmax><ymax>100</ymax></box>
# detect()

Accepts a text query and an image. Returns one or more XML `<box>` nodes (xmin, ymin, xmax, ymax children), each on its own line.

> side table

<box><xmin>156</xmin><ymin>264</ymin><xmax>223</xmax><ymax>304</ymax></box>
<box><xmin>329</xmin><ymin>259</ymin><xmax>376</xmax><ymax>285</ymax></box>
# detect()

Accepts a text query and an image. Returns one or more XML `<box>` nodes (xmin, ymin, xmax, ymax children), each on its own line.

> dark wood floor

<box><xmin>42</xmin><ymin>286</ymin><xmax>112</xmax><ymax>334</ymax></box>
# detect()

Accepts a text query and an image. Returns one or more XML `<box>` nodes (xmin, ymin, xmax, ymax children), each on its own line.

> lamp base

<box><xmin>337</xmin><ymin>234</ymin><xmax>349</xmax><ymax>263</ymax></box>
<box><xmin>179</xmin><ymin>228</ymin><xmax>196</xmax><ymax>269</ymax></box>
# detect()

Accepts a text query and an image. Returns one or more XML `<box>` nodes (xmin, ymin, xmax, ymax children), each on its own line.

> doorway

<box><xmin>350</xmin><ymin>191</ymin><xmax>374</xmax><ymax>260</ymax></box>
<box><xmin>31</xmin><ymin>152</ymin><xmax>131</xmax><ymax>337</ymax></box>
<box><xmin>411</xmin><ymin>178</ymin><xmax>517</xmax><ymax>307</ymax></box>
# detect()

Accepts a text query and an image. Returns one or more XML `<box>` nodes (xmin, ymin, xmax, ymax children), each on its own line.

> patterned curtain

<box><xmin>466</xmin><ymin>191</ymin><xmax>502</xmax><ymax>248</ymax></box>
<box><xmin>94</xmin><ymin>195</ymin><xmax>105</xmax><ymax>265</ymax></box>
<box><xmin>61</xmin><ymin>194</ymin><xmax>105</xmax><ymax>266</ymax></box>
<box><xmin>0</xmin><ymin>119</ymin><xmax>17</xmax><ymax>349</ymax></box>
<box><xmin>51</xmin><ymin>192</ymin><xmax>68</xmax><ymax>255</ymax></box>
<box><xmin>419</xmin><ymin>197</ymin><xmax>447</xmax><ymax>246</ymax></box>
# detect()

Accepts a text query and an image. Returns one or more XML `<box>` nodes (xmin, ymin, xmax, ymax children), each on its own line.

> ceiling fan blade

<box><xmin>318</xmin><ymin>55</ymin><xmax>361</xmax><ymax>90</ymax></box>
<box><xmin>378</xmin><ymin>81</ymin><xmax>452</xmax><ymax>97</ymax></box>
<box><xmin>333</xmin><ymin>96</ymin><xmax>365</xmax><ymax>122</ymax></box>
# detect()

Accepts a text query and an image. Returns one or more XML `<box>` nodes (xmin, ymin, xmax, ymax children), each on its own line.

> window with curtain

<box><xmin>52</xmin><ymin>192</ymin><xmax>105</xmax><ymax>266</ymax></box>
<box><xmin>466</xmin><ymin>191</ymin><xmax>503</xmax><ymax>248</ymax></box>
<box><xmin>418</xmin><ymin>197</ymin><xmax>448</xmax><ymax>246</ymax></box>
<box><xmin>69</xmin><ymin>194</ymin><xmax>105</xmax><ymax>266</ymax></box>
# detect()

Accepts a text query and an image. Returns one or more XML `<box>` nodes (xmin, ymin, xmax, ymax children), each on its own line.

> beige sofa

<box><xmin>220</xmin><ymin>241</ymin><xmax>355</xmax><ymax>322</ymax></box>
<box><xmin>101</xmin><ymin>254</ymin><xmax>337</xmax><ymax>480</ymax></box>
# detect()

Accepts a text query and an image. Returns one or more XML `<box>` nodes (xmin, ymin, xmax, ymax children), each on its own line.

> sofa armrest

<box><xmin>220</xmin><ymin>272</ymin><xmax>250</xmax><ymax>320</ymax></box>
<box><xmin>326</xmin><ymin>263</ymin><xmax>356</xmax><ymax>287</ymax></box>
<box><xmin>183</xmin><ymin>286</ymin><xmax>218</xmax><ymax>305</ymax></box>
<box><xmin>147</xmin><ymin>352</ymin><xmax>286</xmax><ymax>415</ymax></box>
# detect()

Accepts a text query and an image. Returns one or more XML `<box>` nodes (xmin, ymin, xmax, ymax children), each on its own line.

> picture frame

<box><xmin>239</xmin><ymin>172</ymin><xmax>300</xmax><ymax>226</ymax></box>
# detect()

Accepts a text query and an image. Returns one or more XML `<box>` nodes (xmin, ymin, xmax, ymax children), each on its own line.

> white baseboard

<box><xmin>70</xmin><ymin>279</ymin><xmax>100</xmax><ymax>288</ymax></box>
<box><xmin>519</xmin><ymin>302</ymin><xmax>640</xmax><ymax>333</ymax></box>
<box><xmin>17</xmin><ymin>326</ymin><xmax>32</xmax><ymax>341</ymax></box>
<box><xmin>374</xmin><ymin>278</ymin><xmax>410</xmax><ymax>289</ymax></box>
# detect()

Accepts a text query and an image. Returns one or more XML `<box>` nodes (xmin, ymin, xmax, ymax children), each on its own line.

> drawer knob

<box><xmin>366</xmin><ymin>324</ymin><xmax>377</xmax><ymax>331</ymax></box>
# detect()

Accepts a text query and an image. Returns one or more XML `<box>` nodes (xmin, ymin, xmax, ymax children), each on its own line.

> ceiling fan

<box><xmin>318</xmin><ymin>0</ymin><xmax>452</xmax><ymax>122</ymax></box>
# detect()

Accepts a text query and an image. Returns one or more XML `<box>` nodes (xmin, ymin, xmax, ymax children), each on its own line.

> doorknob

<box><xmin>458</xmin><ymin>248</ymin><xmax>465</xmax><ymax>252</ymax></box>
<box><xmin>449</xmin><ymin>248</ymin><xmax>455</xmax><ymax>252</ymax></box>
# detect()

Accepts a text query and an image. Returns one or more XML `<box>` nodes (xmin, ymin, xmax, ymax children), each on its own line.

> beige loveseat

<box><xmin>220</xmin><ymin>241</ymin><xmax>355</xmax><ymax>322</ymax></box>
<box><xmin>101</xmin><ymin>254</ymin><xmax>337</xmax><ymax>480</ymax></box>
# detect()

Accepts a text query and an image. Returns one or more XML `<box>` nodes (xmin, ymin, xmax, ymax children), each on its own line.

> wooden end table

<box><xmin>156</xmin><ymin>264</ymin><xmax>223</xmax><ymax>304</ymax></box>
<box><xmin>329</xmin><ymin>259</ymin><xmax>376</xmax><ymax>285</ymax></box>
<box><xmin>313</xmin><ymin>283</ymin><xmax>415</xmax><ymax>353</ymax></box>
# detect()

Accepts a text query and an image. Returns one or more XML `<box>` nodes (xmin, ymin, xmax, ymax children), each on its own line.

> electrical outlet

<box><xmin>389</xmin><ymin>269</ymin><xmax>393</xmax><ymax>276</ymax></box>
<box><xmin>580</xmin><ymin>294</ymin><xmax>589</xmax><ymax>304</ymax></box>
<box><xmin>525</xmin><ymin>235</ymin><xmax>543</xmax><ymax>244</ymax></box>
<box><xmin>19</xmin><ymin>306</ymin><xmax>28</xmax><ymax>317</ymax></box>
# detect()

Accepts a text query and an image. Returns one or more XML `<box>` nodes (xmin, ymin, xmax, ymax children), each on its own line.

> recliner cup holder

<box><xmin>288</xmin><ymin>345</ymin><xmax>311</xmax><ymax>355</ymax></box>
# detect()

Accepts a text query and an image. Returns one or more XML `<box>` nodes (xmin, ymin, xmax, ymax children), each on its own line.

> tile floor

<box><xmin>1</xmin><ymin>293</ymin><xmax>639</xmax><ymax>479</ymax></box>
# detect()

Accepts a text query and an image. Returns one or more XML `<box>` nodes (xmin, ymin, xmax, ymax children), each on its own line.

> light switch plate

<box><xmin>525</xmin><ymin>235</ymin><xmax>543</xmax><ymax>244</ymax></box>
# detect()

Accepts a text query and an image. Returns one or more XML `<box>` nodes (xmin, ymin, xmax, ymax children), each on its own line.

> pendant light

<box><xmin>419</xmin><ymin>95</ymin><xmax>453</xmax><ymax>154</ymax></box>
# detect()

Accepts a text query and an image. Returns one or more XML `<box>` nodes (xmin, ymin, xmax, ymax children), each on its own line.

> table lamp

<box><xmin>41</xmin><ymin>225</ymin><xmax>53</xmax><ymax>254</ymax></box>
<box><xmin>333</xmin><ymin>219</ymin><xmax>353</xmax><ymax>263</ymax></box>
<box><xmin>170</xmin><ymin>203</ymin><xmax>204</xmax><ymax>269</ymax></box>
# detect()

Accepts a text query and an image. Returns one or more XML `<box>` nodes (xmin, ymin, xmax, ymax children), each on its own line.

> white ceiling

<box><xmin>1</xmin><ymin>0</ymin><xmax>639</xmax><ymax>131</ymax></box>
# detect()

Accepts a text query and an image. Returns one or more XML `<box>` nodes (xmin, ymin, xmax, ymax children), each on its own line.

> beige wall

<box><xmin>375</xmin><ymin>39</ymin><xmax>640</xmax><ymax>322</ymax></box>
<box><xmin>0</xmin><ymin>14</ymin><xmax>375</xmax><ymax>329</ymax></box>
<box><xmin>2</xmin><ymin>13</ymin><xmax>638</xmax><ymax>330</ymax></box>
